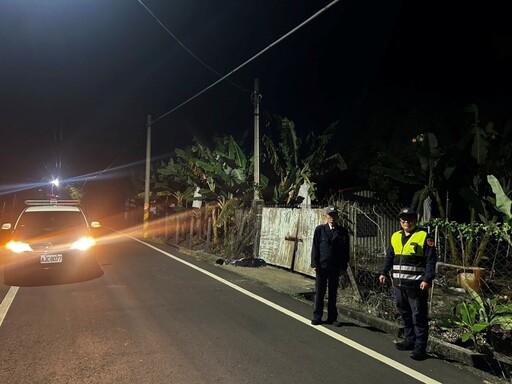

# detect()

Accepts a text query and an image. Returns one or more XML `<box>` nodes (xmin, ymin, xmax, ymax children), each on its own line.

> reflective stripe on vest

<box><xmin>391</xmin><ymin>230</ymin><xmax>427</xmax><ymax>285</ymax></box>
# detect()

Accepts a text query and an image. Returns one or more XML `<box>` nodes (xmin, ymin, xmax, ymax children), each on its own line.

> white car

<box><xmin>2</xmin><ymin>198</ymin><xmax>100</xmax><ymax>284</ymax></box>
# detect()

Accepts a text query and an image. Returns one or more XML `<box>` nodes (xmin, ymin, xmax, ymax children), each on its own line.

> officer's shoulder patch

<box><xmin>427</xmin><ymin>238</ymin><xmax>435</xmax><ymax>247</ymax></box>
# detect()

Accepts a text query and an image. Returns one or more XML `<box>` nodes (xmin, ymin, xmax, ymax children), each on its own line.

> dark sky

<box><xmin>1</xmin><ymin>0</ymin><xmax>510</xmax><ymax>203</ymax></box>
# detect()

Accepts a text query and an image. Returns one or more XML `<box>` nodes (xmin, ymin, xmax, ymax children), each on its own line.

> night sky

<box><xmin>1</xmin><ymin>0</ymin><xmax>510</xmax><ymax>212</ymax></box>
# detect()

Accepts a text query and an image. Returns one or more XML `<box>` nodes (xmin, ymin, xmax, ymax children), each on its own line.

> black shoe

<box><xmin>410</xmin><ymin>348</ymin><xmax>428</xmax><ymax>361</ymax></box>
<box><xmin>326</xmin><ymin>319</ymin><xmax>342</xmax><ymax>327</ymax></box>
<box><xmin>395</xmin><ymin>341</ymin><xmax>415</xmax><ymax>351</ymax></box>
<box><xmin>311</xmin><ymin>319</ymin><xmax>322</xmax><ymax>325</ymax></box>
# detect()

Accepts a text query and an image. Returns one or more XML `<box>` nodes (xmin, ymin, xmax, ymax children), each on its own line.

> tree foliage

<box><xmin>261</xmin><ymin>115</ymin><xmax>347</xmax><ymax>205</ymax></box>
<box><xmin>157</xmin><ymin>134</ymin><xmax>267</xmax><ymax>204</ymax></box>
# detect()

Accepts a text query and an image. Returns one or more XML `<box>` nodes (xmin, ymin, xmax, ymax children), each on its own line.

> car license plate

<box><xmin>40</xmin><ymin>254</ymin><xmax>63</xmax><ymax>264</ymax></box>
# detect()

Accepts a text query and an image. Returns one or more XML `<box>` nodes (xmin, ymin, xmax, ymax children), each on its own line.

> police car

<box><xmin>1</xmin><ymin>198</ymin><xmax>100</xmax><ymax>283</ymax></box>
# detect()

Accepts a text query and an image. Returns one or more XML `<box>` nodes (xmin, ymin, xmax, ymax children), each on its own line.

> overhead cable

<box><xmin>142</xmin><ymin>0</ymin><xmax>341</xmax><ymax>125</ymax></box>
<box><xmin>137</xmin><ymin>0</ymin><xmax>249</xmax><ymax>93</ymax></box>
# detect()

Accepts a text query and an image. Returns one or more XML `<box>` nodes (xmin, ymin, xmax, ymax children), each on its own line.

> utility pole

<box><xmin>252</xmin><ymin>79</ymin><xmax>263</xmax><ymax>259</ymax></box>
<box><xmin>143</xmin><ymin>114</ymin><xmax>152</xmax><ymax>239</ymax></box>
<box><xmin>252</xmin><ymin>78</ymin><xmax>262</xmax><ymax>200</ymax></box>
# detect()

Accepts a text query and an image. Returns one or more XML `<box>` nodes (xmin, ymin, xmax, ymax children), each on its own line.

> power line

<box><xmin>143</xmin><ymin>0</ymin><xmax>341</xmax><ymax>125</ymax></box>
<box><xmin>79</xmin><ymin>128</ymin><xmax>147</xmax><ymax>189</ymax></box>
<box><xmin>90</xmin><ymin>0</ymin><xmax>341</xmax><ymax>178</ymax></box>
<box><xmin>137</xmin><ymin>0</ymin><xmax>249</xmax><ymax>93</ymax></box>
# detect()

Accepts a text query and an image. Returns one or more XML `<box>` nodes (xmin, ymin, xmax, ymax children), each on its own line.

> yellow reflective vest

<box><xmin>390</xmin><ymin>230</ymin><xmax>428</xmax><ymax>287</ymax></box>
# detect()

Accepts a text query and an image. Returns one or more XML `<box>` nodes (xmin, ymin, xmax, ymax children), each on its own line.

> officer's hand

<box><xmin>420</xmin><ymin>281</ymin><xmax>429</xmax><ymax>290</ymax></box>
<box><xmin>378</xmin><ymin>275</ymin><xmax>387</xmax><ymax>284</ymax></box>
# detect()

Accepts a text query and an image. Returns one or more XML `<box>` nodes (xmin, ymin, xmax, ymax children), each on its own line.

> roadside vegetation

<box><xmin>127</xmin><ymin>105</ymin><xmax>512</xmax><ymax>377</ymax></box>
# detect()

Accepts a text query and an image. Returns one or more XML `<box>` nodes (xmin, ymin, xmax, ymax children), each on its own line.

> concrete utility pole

<box><xmin>143</xmin><ymin>114</ymin><xmax>152</xmax><ymax>239</ymax></box>
<box><xmin>252</xmin><ymin>79</ymin><xmax>264</xmax><ymax>259</ymax></box>
<box><xmin>252</xmin><ymin>78</ymin><xmax>262</xmax><ymax>200</ymax></box>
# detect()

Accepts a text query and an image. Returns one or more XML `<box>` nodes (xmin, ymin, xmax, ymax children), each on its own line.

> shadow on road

<box><xmin>2</xmin><ymin>257</ymin><xmax>104</xmax><ymax>287</ymax></box>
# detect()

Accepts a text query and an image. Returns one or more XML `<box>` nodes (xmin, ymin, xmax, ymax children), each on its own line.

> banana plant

<box><xmin>157</xmin><ymin>135</ymin><xmax>269</xmax><ymax>244</ymax></box>
<box><xmin>371</xmin><ymin>131</ymin><xmax>460</xmax><ymax>262</ymax></box>
<box><xmin>66</xmin><ymin>184</ymin><xmax>85</xmax><ymax>202</ymax></box>
<box><xmin>168</xmin><ymin>187</ymin><xmax>196</xmax><ymax>208</ymax></box>
<box><xmin>487</xmin><ymin>175</ymin><xmax>512</xmax><ymax>225</ymax></box>
<box><xmin>158</xmin><ymin>135</ymin><xmax>267</xmax><ymax>203</ymax></box>
<box><xmin>439</xmin><ymin>286</ymin><xmax>512</xmax><ymax>352</ymax></box>
<box><xmin>487</xmin><ymin>175</ymin><xmax>512</xmax><ymax>245</ymax></box>
<box><xmin>262</xmin><ymin>115</ymin><xmax>347</xmax><ymax>205</ymax></box>
<box><xmin>371</xmin><ymin>105</ymin><xmax>506</xmax><ymax>263</ymax></box>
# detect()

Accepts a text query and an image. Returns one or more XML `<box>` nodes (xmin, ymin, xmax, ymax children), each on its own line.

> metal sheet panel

<box><xmin>292</xmin><ymin>209</ymin><xmax>324</xmax><ymax>276</ymax></box>
<box><xmin>259</xmin><ymin>208</ymin><xmax>300</xmax><ymax>269</ymax></box>
<box><xmin>258</xmin><ymin>208</ymin><xmax>324</xmax><ymax>276</ymax></box>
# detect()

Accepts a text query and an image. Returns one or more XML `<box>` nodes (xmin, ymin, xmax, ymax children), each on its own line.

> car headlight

<box><xmin>71</xmin><ymin>237</ymin><xmax>95</xmax><ymax>251</ymax></box>
<box><xmin>6</xmin><ymin>241</ymin><xmax>33</xmax><ymax>253</ymax></box>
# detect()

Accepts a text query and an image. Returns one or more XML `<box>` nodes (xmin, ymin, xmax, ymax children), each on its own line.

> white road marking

<box><xmin>0</xmin><ymin>286</ymin><xmax>19</xmax><ymax>327</ymax></box>
<box><xmin>132</xmin><ymin>237</ymin><xmax>442</xmax><ymax>384</ymax></box>
<box><xmin>0</xmin><ymin>235</ymin><xmax>441</xmax><ymax>383</ymax></box>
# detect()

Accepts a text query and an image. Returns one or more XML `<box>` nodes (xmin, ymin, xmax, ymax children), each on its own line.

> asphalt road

<box><xmin>0</xmin><ymin>230</ymin><xmax>490</xmax><ymax>384</ymax></box>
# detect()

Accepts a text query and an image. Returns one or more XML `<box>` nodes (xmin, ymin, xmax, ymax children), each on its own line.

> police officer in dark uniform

<box><xmin>379</xmin><ymin>208</ymin><xmax>436</xmax><ymax>361</ymax></box>
<box><xmin>310</xmin><ymin>207</ymin><xmax>350</xmax><ymax>326</ymax></box>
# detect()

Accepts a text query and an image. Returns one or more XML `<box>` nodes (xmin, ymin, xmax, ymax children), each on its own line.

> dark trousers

<box><xmin>313</xmin><ymin>268</ymin><xmax>340</xmax><ymax>321</ymax></box>
<box><xmin>394</xmin><ymin>286</ymin><xmax>429</xmax><ymax>349</ymax></box>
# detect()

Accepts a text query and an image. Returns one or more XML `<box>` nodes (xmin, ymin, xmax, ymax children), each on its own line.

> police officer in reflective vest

<box><xmin>379</xmin><ymin>208</ymin><xmax>436</xmax><ymax>361</ymax></box>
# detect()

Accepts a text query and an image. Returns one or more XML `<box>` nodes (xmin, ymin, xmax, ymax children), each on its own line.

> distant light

<box><xmin>51</xmin><ymin>179</ymin><xmax>59</xmax><ymax>187</ymax></box>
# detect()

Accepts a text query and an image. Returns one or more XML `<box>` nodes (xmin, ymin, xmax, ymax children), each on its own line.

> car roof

<box><xmin>24</xmin><ymin>206</ymin><xmax>82</xmax><ymax>213</ymax></box>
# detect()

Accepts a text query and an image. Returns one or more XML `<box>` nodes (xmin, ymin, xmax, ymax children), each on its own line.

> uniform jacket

<box><xmin>381</xmin><ymin>227</ymin><xmax>436</xmax><ymax>288</ymax></box>
<box><xmin>310</xmin><ymin>223</ymin><xmax>350</xmax><ymax>271</ymax></box>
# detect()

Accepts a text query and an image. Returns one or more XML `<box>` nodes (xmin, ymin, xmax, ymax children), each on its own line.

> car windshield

<box><xmin>16</xmin><ymin>211</ymin><xmax>87</xmax><ymax>237</ymax></box>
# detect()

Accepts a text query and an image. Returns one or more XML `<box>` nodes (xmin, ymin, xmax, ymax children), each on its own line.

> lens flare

<box><xmin>6</xmin><ymin>241</ymin><xmax>33</xmax><ymax>253</ymax></box>
<box><xmin>71</xmin><ymin>237</ymin><xmax>96</xmax><ymax>251</ymax></box>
